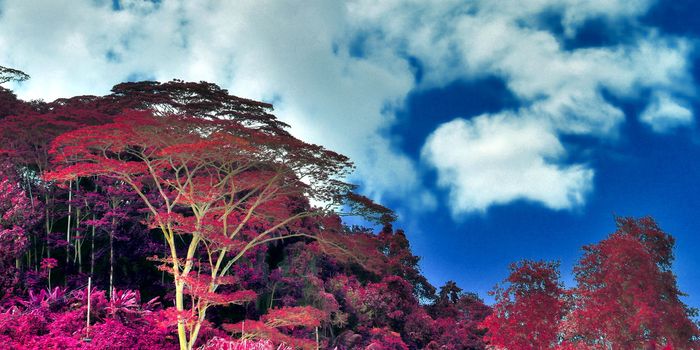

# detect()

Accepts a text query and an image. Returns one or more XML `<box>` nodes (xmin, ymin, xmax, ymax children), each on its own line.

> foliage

<box><xmin>481</xmin><ymin>217</ymin><xmax>700</xmax><ymax>349</ymax></box>
<box><xmin>199</xmin><ymin>338</ymin><xmax>293</xmax><ymax>350</ymax></box>
<box><xmin>44</xmin><ymin>82</ymin><xmax>360</xmax><ymax>349</ymax></box>
<box><xmin>0</xmin><ymin>78</ymin><xmax>697</xmax><ymax>350</ymax></box>
<box><xmin>481</xmin><ymin>261</ymin><xmax>565</xmax><ymax>350</ymax></box>
<box><xmin>0</xmin><ymin>65</ymin><xmax>29</xmax><ymax>84</ymax></box>
<box><xmin>0</xmin><ymin>163</ymin><xmax>43</xmax><ymax>301</ymax></box>
<box><xmin>0</xmin><ymin>286</ymin><xmax>175</xmax><ymax>349</ymax></box>
<box><xmin>564</xmin><ymin>217</ymin><xmax>699</xmax><ymax>348</ymax></box>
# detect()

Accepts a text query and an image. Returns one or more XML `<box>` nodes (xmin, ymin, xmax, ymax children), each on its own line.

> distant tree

<box><xmin>0</xmin><ymin>66</ymin><xmax>29</xmax><ymax>84</ymax></box>
<box><xmin>427</xmin><ymin>281</ymin><xmax>490</xmax><ymax>350</ymax></box>
<box><xmin>0</xmin><ymin>87</ymin><xmax>32</xmax><ymax>119</ymax></box>
<box><xmin>430</xmin><ymin>281</ymin><xmax>463</xmax><ymax>317</ymax></box>
<box><xmin>379</xmin><ymin>226</ymin><xmax>436</xmax><ymax>301</ymax></box>
<box><xmin>481</xmin><ymin>260</ymin><xmax>566</xmax><ymax>350</ymax></box>
<box><xmin>565</xmin><ymin>217</ymin><xmax>700</xmax><ymax>348</ymax></box>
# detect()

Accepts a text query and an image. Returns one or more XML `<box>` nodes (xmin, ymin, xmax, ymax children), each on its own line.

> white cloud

<box><xmin>0</xmin><ymin>0</ymin><xmax>431</xmax><ymax>209</ymax></box>
<box><xmin>346</xmin><ymin>0</ymin><xmax>693</xmax><ymax>213</ymax></box>
<box><xmin>640</xmin><ymin>92</ymin><xmax>694</xmax><ymax>132</ymax></box>
<box><xmin>422</xmin><ymin>114</ymin><xmax>593</xmax><ymax>214</ymax></box>
<box><xmin>0</xmin><ymin>0</ymin><xmax>693</xmax><ymax>216</ymax></box>
<box><xmin>348</xmin><ymin>1</ymin><xmax>692</xmax><ymax>135</ymax></box>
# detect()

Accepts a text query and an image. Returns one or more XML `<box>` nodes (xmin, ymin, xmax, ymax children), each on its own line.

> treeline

<box><xmin>0</xmin><ymin>73</ymin><xmax>697</xmax><ymax>349</ymax></box>
<box><xmin>0</xmin><ymin>79</ymin><xmax>490</xmax><ymax>349</ymax></box>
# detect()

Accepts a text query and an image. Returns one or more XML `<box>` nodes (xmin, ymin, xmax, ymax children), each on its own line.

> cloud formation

<box><xmin>423</xmin><ymin>114</ymin><xmax>593</xmax><ymax>214</ymax></box>
<box><xmin>0</xmin><ymin>0</ymin><xmax>694</xmax><ymax>216</ymax></box>
<box><xmin>348</xmin><ymin>0</ymin><xmax>694</xmax><ymax>213</ymax></box>
<box><xmin>0</xmin><ymin>0</ymin><xmax>428</xmax><ymax>207</ymax></box>
<box><xmin>640</xmin><ymin>92</ymin><xmax>694</xmax><ymax>133</ymax></box>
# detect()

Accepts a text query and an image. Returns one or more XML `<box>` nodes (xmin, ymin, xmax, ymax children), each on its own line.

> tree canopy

<box><xmin>0</xmin><ymin>78</ymin><xmax>697</xmax><ymax>350</ymax></box>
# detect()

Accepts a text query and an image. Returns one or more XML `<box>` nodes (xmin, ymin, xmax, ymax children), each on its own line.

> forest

<box><xmin>0</xmin><ymin>68</ymin><xmax>698</xmax><ymax>349</ymax></box>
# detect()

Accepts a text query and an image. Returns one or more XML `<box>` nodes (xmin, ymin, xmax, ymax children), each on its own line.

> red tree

<box><xmin>481</xmin><ymin>260</ymin><xmax>566</xmax><ymax>350</ymax></box>
<box><xmin>427</xmin><ymin>281</ymin><xmax>490</xmax><ymax>350</ymax></box>
<box><xmin>378</xmin><ymin>226</ymin><xmax>435</xmax><ymax>301</ymax></box>
<box><xmin>0</xmin><ymin>163</ymin><xmax>43</xmax><ymax>300</ymax></box>
<box><xmin>565</xmin><ymin>217</ymin><xmax>700</xmax><ymax>349</ymax></box>
<box><xmin>0</xmin><ymin>92</ymin><xmax>117</xmax><ymax>284</ymax></box>
<box><xmin>45</xmin><ymin>83</ymin><xmax>368</xmax><ymax>349</ymax></box>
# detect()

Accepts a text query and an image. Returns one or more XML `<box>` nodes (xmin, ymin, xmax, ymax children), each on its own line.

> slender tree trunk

<box><xmin>175</xmin><ymin>281</ymin><xmax>188</xmax><ymax>350</ymax></box>
<box><xmin>26</xmin><ymin>174</ymin><xmax>38</xmax><ymax>271</ymax></box>
<box><xmin>45</xmin><ymin>196</ymin><xmax>51</xmax><ymax>260</ymax></box>
<box><xmin>66</xmin><ymin>180</ymin><xmax>73</xmax><ymax>267</ymax></box>
<box><xmin>90</xmin><ymin>215</ymin><xmax>95</xmax><ymax>277</ymax></box>
<box><xmin>109</xmin><ymin>218</ymin><xmax>114</xmax><ymax>299</ymax></box>
<box><xmin>27</xmin><ymin>242</ymin><xmax>31</xmax><ymax>269</ymax></box>
<box><xmin>75</xmin><ymin>207</ymin><xmax>82</xmax><ymax>273</ymax></box>
<box><xmin>162</xmin><ymin>233</ymin><xmax>166</xmax><ymax>285</ymax></box>
<box><xmin>86</xmin><ymin>277</ymin><xmax>92</xmax><ymax>340</ymax></box>
<box><xmin>26</xmin><ymin>172</ymin><xmax>34</xmax><ymax>208</ymax></box>
<box><xmin>188</xmin><ymin>306</ymin><xmax>207</xmax><ymax>350</ymax></box>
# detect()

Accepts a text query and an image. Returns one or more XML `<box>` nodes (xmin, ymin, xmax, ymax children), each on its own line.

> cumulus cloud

<box><xmin>0</xmin><ymin>0</ymin><xmax>694</xmax><ymax>216</ymax></box>
<box><xmin>348</xmin><ymin>1</ymin><xmax>692</xmax><ymax>134</ymax></box>
<box><xmin>640</xmin><ymin>92</ymin><xmax>694</xmax><ymax>133</ymax></box>
<box><xmin>423</xmin><ymin>114</ymin><xmax>593</xmax><ymax>214</ymax></box>
<box><xmin>0</xmin><ymin>0</ymin><xmax>431</xmax><ymax>208</ymax></box>
<box><xmin>346</xmin><ymin>0</ymin><xmax>694</xmax><ymax>214</ymax></box>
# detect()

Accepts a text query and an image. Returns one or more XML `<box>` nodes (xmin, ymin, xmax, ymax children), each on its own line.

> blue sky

<box><xmin>1</xmin><ymin>0</ymin><xmax>699</xmax><ymax>308</ymax></box>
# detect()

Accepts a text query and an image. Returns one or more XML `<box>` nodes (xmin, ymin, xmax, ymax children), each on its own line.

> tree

<box><xmin>481</xmin><ymin>260</ymin><xmax>566</xmax><ymax>350</ymax></box>
<box><xmin>378</xmin><ymin>226</ymin><xmax>436</xmax><ymax>301</ymax></box>
<box><xmin>427</xmin><ymin>281</ymin><xmax>491</xmax><ymax>350</ymax></box>
<box><xmin>565</xmin><ymin>217</ymin><xmax>700</xmax><ymax>349</ymax></box>
<box><xmin>0</xmin><ymin>162</ymin><xmax>43</xmax><ymax>300</ymax></box>
<box><xmin>0</xmin><ymin>93</ymin><xmax>116</xmax><ymax>283</ymax></box>
<box><xmin>80</xmin><ymin>178</ymin><xmax>155</xmax><ymax>295</ymax></box>
<box><xmin>45</xmin><ymin>83</ymin><xmax>360</xmax><ymax>349</ymax></box>
<box><xmin>0</xmin><ymin>66</ymin><xmax>29</xmax><ymax>85</ymax></box>
<box><xmin>0</xmin><ymin>65</ymin><xmax>33</xmax><ymax>136</ymax></box>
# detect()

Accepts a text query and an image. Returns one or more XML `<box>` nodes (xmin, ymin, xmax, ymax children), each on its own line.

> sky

<box><xmin>1</xmin><ymin>0</ymin><xmax>699</xmax><ymax>308</ymax></box>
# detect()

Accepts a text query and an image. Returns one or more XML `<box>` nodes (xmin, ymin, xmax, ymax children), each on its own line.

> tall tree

<box><xmin>379</xmin><ymin>225</ymin><xmax>436</xmax><ymax>301</ymax></box>
<box><xmin>0</xmin><ymin>162</ymin><xmax>43</xmax><ymax>300</ymax></box>
<box><xmin>565</xmin><ymin>217</ymin><xmax>700</xmax><ymax>349</ymax></box>
<box><xmin>45</xmin><ymin>85</ymin><xmax>362</xmax><ymax>349</ymax></box>
<box><xmin>481</xmin><ymin>260</ymin><xmax>566</xmax><ymax>350</ymax></box>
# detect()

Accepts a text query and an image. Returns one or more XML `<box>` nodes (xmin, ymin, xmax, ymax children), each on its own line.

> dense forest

<box><xmin>0</xmin><ymin>69</ymin><xmax>698</xmax><ymax>349</ymax></box>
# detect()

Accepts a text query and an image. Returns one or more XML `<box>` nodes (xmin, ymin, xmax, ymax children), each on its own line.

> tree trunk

<box><xmin>109</xmin><ymin>218</ymin><xmax>114</xmax><ymax>299</ymax></box>
<box><xmin>175</xmin><ymin>280</ymin><xmax>188</xmax><ymax>350</ymax></box>
<box><xmin>90</xmin><ymin>215</ymin><xmax>95</xmax><ymax>277</ymax></box>
<box><xmin>76</xmin><ymin>207</ymin><xmax>82</xmax><ymax>273</ymax></box>
<box><xmin>66</xmin><ymin>180</ymin><xmax>72</xmax><ymax>267</ymax></box>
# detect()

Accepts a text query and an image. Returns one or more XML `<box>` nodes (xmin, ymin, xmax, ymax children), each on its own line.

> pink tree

<box><xmin>481</xmin><ymin>260</ymin><xmax>566</xmax><ymax>350</ymax></box>
<box><xmin>0</xmin><ymin>162</ymin><xmax>43</xmax><ymax>300</ymax></box>
<box><xmin>565</xmin><ymin>217</ymin><xmax>700</xmax><ymax>348</ymax></box>
<box><xmin>45</xmin><ymin>95</ymin><xmax>364</xmax><ymax>349</ymax></box>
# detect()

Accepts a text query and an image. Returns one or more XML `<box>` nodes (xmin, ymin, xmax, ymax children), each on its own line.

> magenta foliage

<box><xmin>0</xmin><ymin>164</ymin><xmax>43</xmax><ymax>300</ymax></box>
<box><xmin>0</xmin><ymin>81</ymin><xmax>501</xmax><ymax>349</ymax></box>
<box><xmin>198</xmin><ymin>338</ymin><xmax>293</xmax><ymax>350</ymax></box>
<box><xmin>0</xmin><ymin>286</ymin><xmax>176</xmax><ymax>349</ymax></box>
